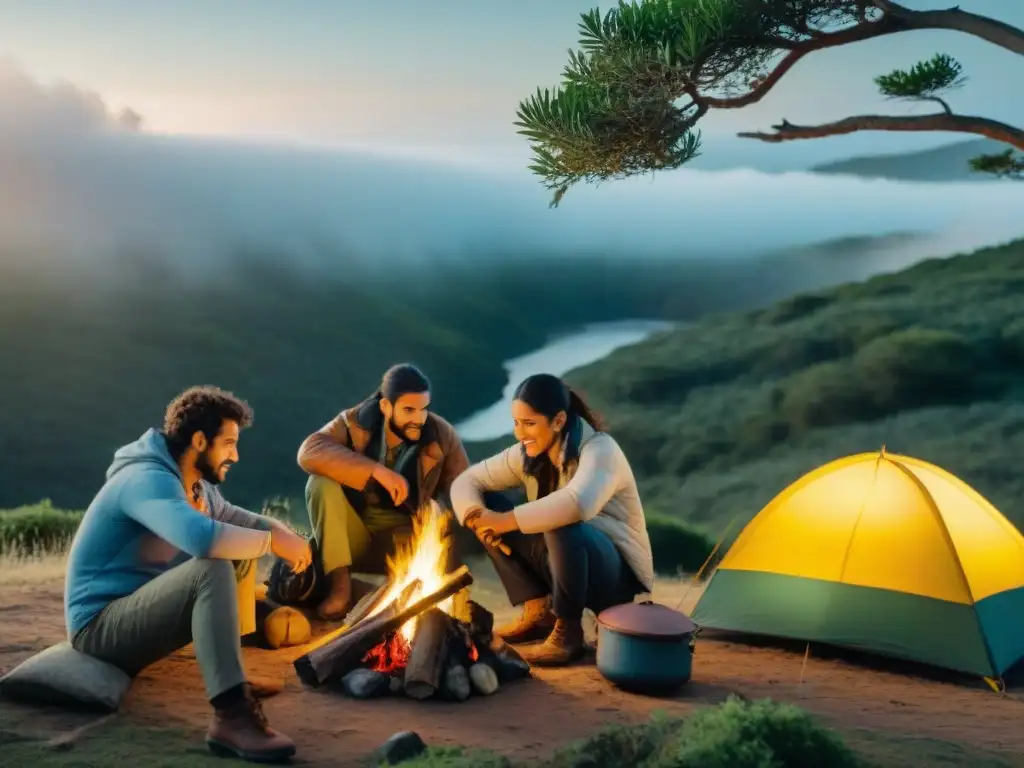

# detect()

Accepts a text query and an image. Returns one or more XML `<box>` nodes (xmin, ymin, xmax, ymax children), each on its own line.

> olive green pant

<box><xmin>71</xmin><ymin>557</ymin><xmax>257</xmax><ymax>700</ymax></box>
<box><xmin>306</xmin><ymin>474</ymin><xmax>415</xmax><ymax>575</ymax></box>
<box><xmin>305</xmin><ymin>475</ymin><xmax>467</xmax><ymax>578</ymax></box>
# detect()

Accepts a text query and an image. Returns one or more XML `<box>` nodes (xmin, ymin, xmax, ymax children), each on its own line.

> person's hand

<box><xmin>476</xmin><ymin>509</ymin><xmax>519</xmax><ymax>536</ymax></box>
<box><xmin>372</xmin><ymin>464</ymin><xmax>409</xmax><ymax>506</ymax></box>
<box><xmin>271</xmin><ymin>526</ymin><xmax>312</xmax><ymax>573</ymax></box>
<box><xmin>463</xmin><ymin>508</ymin><xmax>484</xmax><ymax>531</ymax></box>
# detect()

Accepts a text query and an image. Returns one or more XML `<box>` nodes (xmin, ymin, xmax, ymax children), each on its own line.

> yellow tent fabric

<box><xmin>691</xmin><ymin>450</ymin><xmax>1024</xmax><ymax>677</ymax></box>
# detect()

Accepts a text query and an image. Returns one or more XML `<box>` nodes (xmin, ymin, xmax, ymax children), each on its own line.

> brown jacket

<box><xmin>296</xmin><ymin>397</ymin><xmax>469</xmax><ymax>514</ymax></box>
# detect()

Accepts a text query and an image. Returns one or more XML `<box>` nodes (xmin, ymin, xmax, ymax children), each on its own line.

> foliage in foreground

<box><xmin>390</xmin><ymin>696</ymin><xmax>861</xmax><ymax>768</ymax></box>
<box><xmin>515</xmin><ymin>1</ymin><xmax>1024</xmax><ymax>204</ymax></box>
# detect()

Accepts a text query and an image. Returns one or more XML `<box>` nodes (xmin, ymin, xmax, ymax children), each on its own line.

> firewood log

<box><xmin>342</xmin><ymin>580</ymin><xmax>391</xmax><ymax>628</ymax></box>
<box><xmin>293</xmin><ymin>565</ymin><xmax>474</xmax><ymax>688</ymax></box>
<box><xmin>402</xmin><ymin>607</ymin><xmax>451</xmax><ymax>700</ymax></box>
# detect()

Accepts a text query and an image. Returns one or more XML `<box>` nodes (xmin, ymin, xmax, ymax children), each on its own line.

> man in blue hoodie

<box><xmin>64</xmin><ymin>385</ymin><xmax>310</xmax><ymax>763</ymax></box>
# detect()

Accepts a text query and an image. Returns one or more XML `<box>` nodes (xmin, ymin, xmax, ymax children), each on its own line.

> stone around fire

<box><xmin>340</xmin><ymin>668</ymin><xmax>391</xmax><ymax>699</ymax></box>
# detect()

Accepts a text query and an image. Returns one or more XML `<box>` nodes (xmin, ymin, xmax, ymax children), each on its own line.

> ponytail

<box><xmin>567</xmin><ymin>387</ymin><xmax>604</xmax><ymax>432</ymax></box>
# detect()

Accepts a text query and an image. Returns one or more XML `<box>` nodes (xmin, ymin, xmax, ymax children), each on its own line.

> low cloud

<box><xmin>0</xmin><ymin>58</ymin><xmax>142</xmax><ymax>138</ymax></box>
<box><xmin>0</xmin><ymin>59</ymin><xmax>1022</xmax><ymax>286</ymax></box>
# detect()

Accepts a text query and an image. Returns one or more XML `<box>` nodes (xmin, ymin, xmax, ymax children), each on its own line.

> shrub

<box><xmin>650</xmin><ymin>696</ymin><xmax>860</xmax><ymax>768</ymax></box>
<box><xmin>1003</xmin><ymin>318</ymin><xmax>1024</xmax><ymax>364</ymax></box>
<box><xmin>0</xmin><ymin>500</ymin><xmax>83</xmax><ymax>554</ymax></box>
<box><xmin>779</xmin><ymin>327</ymin><xmax>978</xmax><ymax>434</ymax></box>
<box><xmin>645</xmin><ymin>514</ymin><xmax>715</xmax><ymax>575</ymax></box>
<box><xmin>389</xmin><ymin>747</ymin><xmax>512</xmax><ymax>768</ymax></box>
<box><xmin>762</xmin><ymin>293</ymin><xmax>834</xmax><ymax>325</ymax></box>
<box><xmin>780</xmin><ymin>360</ymin><xmax>871</xmax><ymax>431</ymax></box>
<box><xmin>852</xmin><ymin>327</ymin><xmax>975</xmax><ymax>410</ymax></box>
<box><xmin>545</xmin><ymin>716</ymin><xmax>678</xmax><ymax>768</ymax></box>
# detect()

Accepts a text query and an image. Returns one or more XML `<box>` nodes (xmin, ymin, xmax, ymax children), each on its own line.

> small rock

<box><xmin>488</xmin><ymin>639</ymin><xmax>532</xmax><ymax>681</ymax></box>
<box><xmin>340</xmin><ymin>668</ymin><xmax>391</xmax><ymax>699</ymax></box>
<box><xmin>375</xmin><ymin>731</ymin><xmax>427</xmax><ymax>765</ymax></box>
<box><xmin>468</xmin><ymin>662</ymin><xmax>499</xmax><ymax>695</ymax></box>
<box><xmin>443</xmin><ymin>663</ymin><xmax>471</xmax><ymax>701</ymax></box>
<box><xmin>389</xmin><ymin>675</ymin><xmax>403</xmax><ymax>694</ymax></box>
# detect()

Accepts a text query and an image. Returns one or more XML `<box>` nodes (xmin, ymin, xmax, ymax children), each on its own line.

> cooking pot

<box><xmin>595</xmin><ymin>601</ymin><xmax>696</xmax><ymax>695</ymax></box>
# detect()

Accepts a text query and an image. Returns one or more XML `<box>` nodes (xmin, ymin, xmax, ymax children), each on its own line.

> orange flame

<box><xmin>365</xmin><ymin>500</ymin><xmax>454</xmax><ymax>645</ymax></box>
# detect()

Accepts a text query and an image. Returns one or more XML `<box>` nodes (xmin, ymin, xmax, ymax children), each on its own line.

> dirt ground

<box><xmin>2</xmin><ymin>556</ymin><xmax>1024</xmax><ymax>766</ymax></box>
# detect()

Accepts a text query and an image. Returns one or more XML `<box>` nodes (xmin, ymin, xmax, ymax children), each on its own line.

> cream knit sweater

<box><xmin>450</xmin><ymin>423</ymin><xmax>655</xmax><ymax>594</ymax></box>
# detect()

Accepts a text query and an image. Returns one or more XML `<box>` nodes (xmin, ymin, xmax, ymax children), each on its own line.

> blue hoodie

<box><xmin>64</xmin><ymin>428</ymin><xmax>274</xmax><ymax>638</ymax></box>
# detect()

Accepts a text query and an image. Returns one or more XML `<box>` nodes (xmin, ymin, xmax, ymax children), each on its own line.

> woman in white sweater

<box><xmin>450</xmin><ymin>373</ymin><xmax>655</xmax><ymax>666</ymax></box>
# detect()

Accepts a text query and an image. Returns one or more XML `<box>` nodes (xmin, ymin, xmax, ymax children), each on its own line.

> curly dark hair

<box><xmin>162</xmin><ymin>385</ymin><xmax>254</xmax><ymax>460</ymax></box>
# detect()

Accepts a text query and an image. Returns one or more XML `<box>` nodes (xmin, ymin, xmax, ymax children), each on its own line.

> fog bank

<box><xmin>2</xmin><ymin>59</ymin><xmax>1022</xmax><ymax>282</ymax></box>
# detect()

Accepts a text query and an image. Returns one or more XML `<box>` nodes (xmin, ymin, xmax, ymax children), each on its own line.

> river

<box><xmin>454</xmin><ymin>319</ymin><xmax>675</xmax><ymax>442</ymax></box>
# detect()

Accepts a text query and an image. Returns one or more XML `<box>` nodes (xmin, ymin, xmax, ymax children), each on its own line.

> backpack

<box><xmin>264</xmin><ymin>535</ymin><xmax>329</xmax><ymax>608</ymax></box>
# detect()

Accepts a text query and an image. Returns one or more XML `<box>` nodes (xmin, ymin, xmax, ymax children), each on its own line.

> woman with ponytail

<box><xmin>450</xmin><ymin>373</ymin><xmax>654</xmax><ymax>666</ymax></box>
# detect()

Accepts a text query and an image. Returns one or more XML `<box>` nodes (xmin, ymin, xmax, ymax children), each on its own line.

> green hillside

<box><xmin>564</xmin><ymin>238</ymin><xmax>1024</xmax><ymax>538</ymax></box>
<box><xmin>810</xmin><ymin>138</ymin><xmax>1008</xmax><ymax>182</ymax></box>
<box><xmin>0</xmin><ymin>239</ymin><xmax>902</xmax><ymax>510</ymax></box>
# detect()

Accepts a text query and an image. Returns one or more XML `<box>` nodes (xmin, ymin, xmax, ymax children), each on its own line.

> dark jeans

<box><xmin>480</xmin><ymin>492</ymin><xmax>642</xmax><ymax>621</ymax></box>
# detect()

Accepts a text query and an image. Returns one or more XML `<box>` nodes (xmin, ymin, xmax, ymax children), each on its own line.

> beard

<box><xmin>195</xmin><ymin>449</ymin><xmax>231</xmax><ymax>485</ymax></box>
<box><xmin>390</xmin><ymin>415</ymin><xmax>423</xmax><ymax>444</ymax></box>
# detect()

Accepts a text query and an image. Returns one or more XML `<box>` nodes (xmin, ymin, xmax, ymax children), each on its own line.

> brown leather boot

<box><xmin>494</xmin><ymin>596</ymin><xmax>556</xmax><ymax>644</ymax></box>
<box><xmin>205</xmin><ymin>685</ymin><xmax>296</xmax><ymax>762</ymax></box>
<box><xmin>519</xmin><ymin>618</ymin><xmax>586</xmax><ymax>667</ymax></box>
<box><xmin>316</xmin><ymin>567</ymin><xmax>352</xmax><ymax>621</ymax></box>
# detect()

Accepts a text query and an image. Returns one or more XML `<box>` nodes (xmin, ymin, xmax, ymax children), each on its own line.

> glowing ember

<box><xmin>365</xmin><ymin>501</ymin><xmax>454</xmax><ymax>645</ymax></box>
<box><xmin>363</xmin><ymin>632</ymin><xmax>410</xmax><ymax>674</ymax></box>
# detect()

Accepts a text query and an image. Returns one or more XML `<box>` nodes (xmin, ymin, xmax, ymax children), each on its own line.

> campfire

<box><xmin>294</xmin><ymin>503</ymin><xmax>530</xmax><ymax>701</ymax></box>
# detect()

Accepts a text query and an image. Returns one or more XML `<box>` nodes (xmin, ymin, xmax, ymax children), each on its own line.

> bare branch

<box><xmin>886</xmin><ymin>4</ymin><xmax>1024</xmax><ymax>55</ymax></box>
<box><xmin>739</xmin><ymin>113</ymin><xmax>1024</xmax><ymax>150</ymax></box>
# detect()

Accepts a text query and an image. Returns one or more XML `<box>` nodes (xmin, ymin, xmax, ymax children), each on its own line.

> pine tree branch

<box><xmin>738</xmin><ymin>112</ymin><xmax>1024</xmax><ymax>149</ymax></box>
<box><xmin>921</xmin><ymin>95</ymin><xmax>952</xmax><ymax>115</ymax></box>
<box><xmin>880</xmin><ymin>2</ymin><xmax>1024</xmax><ymax>55</ymax></box>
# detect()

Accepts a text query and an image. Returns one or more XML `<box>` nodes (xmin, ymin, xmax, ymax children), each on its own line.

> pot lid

<box><xmin>597</xmin><ymin>601</ymin><xmax>696</xmax><ymax>639</ymax></box>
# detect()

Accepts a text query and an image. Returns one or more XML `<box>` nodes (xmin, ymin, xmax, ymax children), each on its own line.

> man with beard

<box><xmin>64</xmin><ymin>386</ymin><xmax>311</xmax><ymax>763</ymax></box>
<box><xmin>297</xmin><ymin>363</ymin><xmax>470</xmax><ymax>620</ymax></box>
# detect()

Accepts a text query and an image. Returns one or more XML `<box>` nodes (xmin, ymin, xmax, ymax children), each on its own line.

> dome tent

<box><xmin>690</xmin><ymin>450</ymin><xmax>1024</xmax><ymax>680</ymax></box>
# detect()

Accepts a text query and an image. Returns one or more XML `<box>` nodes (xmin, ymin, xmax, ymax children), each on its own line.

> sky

<box><xmin>1</xmin><ymin>0</ymin><xmax>1021</xmax><ymax>169</ymax></box>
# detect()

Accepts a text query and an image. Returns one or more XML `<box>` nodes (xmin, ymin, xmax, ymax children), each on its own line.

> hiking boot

<box><xmin>206</xmin><ymin>685</ymin><xmax>296</xmax><ymax>763</ymax></box>
<box><xmin>248</xmin><ymin>676</ymin><xmax>284</xmax><ymax>699</ymax></box>
<box><xmin>518</xmin><ymin>618</ymin><xmax>586</xmax><ymax>667</ymax></box>
<box><xmin>316</xmin><ymin>567</ymin><xmax>352</xmax><ymax>621</ymax></box>
<box><xmin>494</xmin><ymin>596</ymin><xmax>556</xmax><ymax>644</ymax></box>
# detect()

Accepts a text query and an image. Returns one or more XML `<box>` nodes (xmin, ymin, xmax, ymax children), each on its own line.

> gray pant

<box><xmin>72</xmin><ymin>557</ymin><xmax>248</xmax><ymax>700</ymax></box>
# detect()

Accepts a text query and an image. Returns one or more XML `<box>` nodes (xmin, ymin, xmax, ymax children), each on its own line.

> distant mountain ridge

<box><xmin>810</xmin><ymin>138</ymin><xmax>1009</xmax><ymax>182</ymax></box>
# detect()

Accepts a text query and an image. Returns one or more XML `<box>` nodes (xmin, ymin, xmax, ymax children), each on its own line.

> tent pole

<box><xmin>799</xmin><ymin>642</ymin><xmax>811</xmax><ymax>684</ymax></box>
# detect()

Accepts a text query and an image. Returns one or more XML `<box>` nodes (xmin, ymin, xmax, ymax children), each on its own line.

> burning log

<box><xmin>342</xmin><ymin>580</ymin><xmax>390</xmax><ymax>628</ymax></box>
<box><xmin>402</xmin><ymin>607</ymin><xmax>450</xmax><ymax>700</ymax></box>
<box><xmin>294</xmin><ymin>579</ymin><xmax>420</xmax><ymax>687</ymax></box>
<box><xmin>294</xmin><ymin>565</ymin><xmax>474</xmax><ymax>688</ymax></box>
